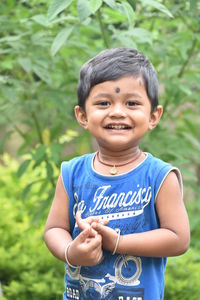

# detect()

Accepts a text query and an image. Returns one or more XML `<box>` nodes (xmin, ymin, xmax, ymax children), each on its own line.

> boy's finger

<box><xmin>101</xmin><ymin>219</ymin><xmax>109</xmax><ymax>225</ymax></box>
<box><xmin>87</xmin><ymin>232</ymin><xmax>102</xmax><ymax>250</ymax></box>
<box><xmin>76</xmin><ymin>211</ymin><xmax>90</xmax><ymax>231</ymax></box>
<box><xmin>90</xmin><ymin>227</ymin><xmax>97</xmax><ymax>237</ymax></box>
<box><xmin>78</xmin><ymin>227</ymin><xmax>90</xmax><ymax>242</ymax></box>
<box><xmin>91</xmin><ymin>222</ymin><xmax>103</xmax><ymax>233</ymax></box>
<box><xmin>86</xmin><ymin>216</ymin><xmax>100</xmax><ymax>224</ymax></box>
<box><xmin>92</xmin><ymin>221</ymin><xmax>109</xmax><ymax>230</ymax></box>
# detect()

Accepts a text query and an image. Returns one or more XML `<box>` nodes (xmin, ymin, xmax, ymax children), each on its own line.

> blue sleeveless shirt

<box><xmin>61</xmin><ymin>152</ymin><xmax>182</xmax><ymax>300</ymax></box>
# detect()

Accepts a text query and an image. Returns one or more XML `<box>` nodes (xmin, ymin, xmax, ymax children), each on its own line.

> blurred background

<box><xmin>0</xmin><ymin>0</ymin><xmax>200</xmax><ymax>299</ymax></box>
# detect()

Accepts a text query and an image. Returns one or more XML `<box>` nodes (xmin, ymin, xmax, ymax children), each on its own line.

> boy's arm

<box><xmin>44</xmin><ymin>175</ymin><xmax>103</xmax><ymax>265</ymax></box>
<box><xmin>91</xmin><ymin>171</ymin><xmax>190</xmax><ymax>257</ymax></box>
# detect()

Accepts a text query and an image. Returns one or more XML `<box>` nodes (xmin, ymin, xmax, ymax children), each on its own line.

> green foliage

<box><xmin>164</xmin><ymin>195</ymin><xmax>200</xmax><ymax>299</ymax></box>
<box><xmin>0</xmin><ymin>155</ymin><xmax>64</xmax><ymax>299</ymax></box>
<box><xmin>48</xmin><ymin>0</ymin><xmax>73</xmax><ymax>21</ymax></box>
<box><xmin>186</xmin><ymin>199</ymin><xmax>200</xmax><ymax>250</ymax></box>
<box><xmin>165</xmin><ymin>250</ymin><xmax>200</xmax><ymax>299</ymax></box>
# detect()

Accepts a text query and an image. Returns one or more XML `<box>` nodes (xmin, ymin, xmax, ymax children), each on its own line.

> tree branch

<box><xmin>5</xmin><ymin>116</ymin><xmax>29</xmax><ymax>142</ymax></box>
<box><xmin>31</xmin><ymin>111</ymin><xmax>43</xmax><ymax>144</ymax></box>
<box><xmin>178</xmin><ymin>38</ymin><xmax>197</xmax><ymax>78</ymax></box>
<box><xmin>97</xmin><ymin>8</ymin><xmax>109</xmax><ymax>48</ymax></box>
<box><xmin>31</xmin><ymin>112</ymin><xmax>56</xmax><ymax>188</ymax></box>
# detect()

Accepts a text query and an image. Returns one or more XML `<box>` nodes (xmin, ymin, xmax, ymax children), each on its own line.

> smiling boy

<box><xmin>44</xmin><ymin>48</ymin><xmax>190</xmax><ymax>300</ymax></box>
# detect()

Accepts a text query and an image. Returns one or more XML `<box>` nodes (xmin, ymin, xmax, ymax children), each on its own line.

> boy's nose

<box><xmin>109</xmin><ymin>104</ymin><xmax>126</xmax><ymax>118</ymax></box>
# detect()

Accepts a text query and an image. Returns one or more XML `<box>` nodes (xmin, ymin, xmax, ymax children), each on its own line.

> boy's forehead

<box><xmin>89</xmin><ymin>76</ymin><xmax>145</xmax><ymax>97</ymax></box>
<box><xmin>114</xmin><ymin>78</ymin><xmax>143</xmax><ymax>94</ymax></box>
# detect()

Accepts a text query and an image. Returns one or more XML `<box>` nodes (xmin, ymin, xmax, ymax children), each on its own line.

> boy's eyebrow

<box><xmin>125</xmin><ymin>93</ymin><xmax>143</xmax><ymax>98</ymax></box>
<box><xmin>93</xmin><ymin>92</ymin><xmax>143</xmax><ymax>98</ymax></box>
<box><xmin>93</xmin><ymin>93</ymin><xmax>112</xmax><ymax>98</ymax></box>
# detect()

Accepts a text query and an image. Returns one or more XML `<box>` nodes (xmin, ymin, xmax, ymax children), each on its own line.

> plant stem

<box><xmin>31</xmin><ymin>111</ymin><xmax>43</xmax><ymax>144</ymax></box>
<box><xmin>162</xmin><ymin>37</ymin><xmax>197</xmax><ymax>113</ymax></box>
<box><xmin>97</xmin><ymin>8</ymin><xmax>109</xmax><ymax>48</ymax></box>
<box><xmin>178</xmin><ymin>38</ymin><xmax>197</xmax><ymax>78</ymax></box>
<box><xmin>5</xmin><ymin>116</ymin><xmax>29</xmax><ymax>142</ymax></box>
<box><xmin>31</xmin><ymin>112</ymin><xmax>55</xmax><ymax>188</ymax></box>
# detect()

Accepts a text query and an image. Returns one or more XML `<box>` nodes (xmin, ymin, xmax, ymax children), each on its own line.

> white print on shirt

<box><xmin>73</xmin><ymin>184</ymin><xmax>151</xmax><ymax>223</ymax></box>
<box><xmin>67</xmin><ymin>255</ymin><xmax>142</xmax><ymax>299</ymax></box>
<box><xmin>107</xmin><ymin>255</ymin><xmax>142</xmax><ymax>286</ymax></box>
<box><xmin>66</xmin><ymin>286</ymin><xmax>80</xmax><ymax>299</ymax></box>
<box><xmin>118</xmin><ymin>297</ymin><xmax>143</xmax><ymax>300</ymax></box>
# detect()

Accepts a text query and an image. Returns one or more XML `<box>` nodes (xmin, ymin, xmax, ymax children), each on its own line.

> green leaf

<box><xmin>112</xmin><ymin>28</ymin><xmax>137</xmax><ymax>48</ymax></box>
<box><xmin>38</xmin><ymin>180</ymin><xmax>48</xmax><ymax>194</ymax></box>
<box><xmin>32</xmin><ymin>14</ymin><xmax>49</xmax><ymax>27</ymax></box>
<box><xmin>18</xmin><ymin>58</ymin><xmax>32</xmax><ymax>73</ymax></box>
<box><xmin>130</xmin><ymin>28</ymin><xmax>152</xmax><ymax>44</ymax></box>
<box><xmin>103</xmin><ymin>0</ymin><xmax>116</xmax><ymax>9</ymax></box>
<box><xmin>0</xmin><ymin>132</ymin><xmax>12</xmax><ymax>153</ymax></box>
<box><xmin>51</xmin><ymin>27</ymin><xmax>73</xmax><ymax>56</ymax></box>
<box><xmin>179</xmin><ymin>85</ymin><xmax>192</xmax><ymax>96</ymax></box>
<box><xmin>141</xmin><ymin>0</ymin><xmax>173</xmax><ymax>18</ymax></box>
<box><xmin>32</xmin><ymin>65</ymin><xmax>51</xmax><ymax>84</ymax></box>
<box><xmin>190</xmin><ymin>0</ymin><xmax>198</xmax><ymax>10</ymax></box>
<box><xmin>47</xmin><ymin>0</ymin><xmax>73</xmax><ymax>21</ymax></box>
<box><xmin>22</xmin><ymin>182</ymin><xmax>34</xmax><ymax>201</ymax></box>
<box><xmin>0</xmin><ymin>35</ymin><xmax>23</xmax><ymax>43</ymax></box>
<box><xmin>183</xmin><ymin>132</ymin><xmax>200</xmax><ymax>152</ymax></box>
<box><xmin>33</xmin><ymin>145</ymin><xmax>46</xmax><ymax>163</ymax></box>
<box><xmin>88</xmin><ymin>0</ymin><xmax>103</xmax><ymax>14</ymax></box>
<box><xmin>77</xmin><ymin>0</ymin><xmax>92</xmax><ymax>21</ymax></box>
<box><xmin>101</xmin><ymin>7</ymin><xmax>126</xmax><ymax>24</ymax></box>
<box><xmin>120</xmin><ymin>2</ymin><xmax>135</xmax><ymax>26</ymax></box>
<box><xmin>50</xmin><ymin>143</ymin><xmax>63</xmax><ymax>165</ymax></box>
<box><xmin>17</xmin><ymin>160</ymin><xmax>31</xmax><ymax>177</ymax></box>
<box><xmin>46</xmin><ymin>162</ymin><xmax>54</xmax><ymax>178</ymax></box>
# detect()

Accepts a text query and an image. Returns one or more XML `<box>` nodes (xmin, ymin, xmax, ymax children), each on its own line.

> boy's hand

<box><xmin>76</xmin><ymin>211</ymin><xmax>97</xmax><ymax>237</ymax></box>
<box><xmin>76</xmin><ymin>211</ymin><xmax>109</xmax><ymax>237</ymax></box>
<box><xmin>91</xmin><ymin>222</ymin><xmax>119</xmax><ymax>253</ymax></box>
<box><xmin>76</xmin><ymin>212</ymin><xmax>118</xmax><ymax>254</ymax></box>
<box><xmin>67</xmin><ymin>227</ymin><xmax>103</xmax><ymax>266</ymax></box>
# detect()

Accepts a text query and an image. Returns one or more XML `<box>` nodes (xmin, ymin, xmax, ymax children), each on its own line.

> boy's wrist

<box><xmin>65</xmin><ymin>242</ymin><xmax>79</xmax><ymax>268</ymax></box>
<box><xmin>112</xmin><ymin>228</ymin><xmax>121</xmax><ymax>255</ymax></box>
<box><xmin>117</xmin><ymin>234</ymin><xmax>123</xmax><ymax>254</ymax></box>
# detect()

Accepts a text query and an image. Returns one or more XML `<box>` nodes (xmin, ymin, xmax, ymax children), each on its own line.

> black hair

<box><xmin>77</xmin><ymin>48</ymin><xmax>158</xmax><ymax>112</ymax></box>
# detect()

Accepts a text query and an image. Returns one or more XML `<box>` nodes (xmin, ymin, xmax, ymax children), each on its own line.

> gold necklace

<box><xmin>96</xmin><ymin>150</ymin><xmax>142</xmax><ymax>175</ymax></box>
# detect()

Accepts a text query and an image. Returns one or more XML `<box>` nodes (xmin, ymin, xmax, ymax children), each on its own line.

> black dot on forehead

<box><xmin>115</xmin><ymin>87</ymin><xmax>120</xmax><ymax>93</ymax></box>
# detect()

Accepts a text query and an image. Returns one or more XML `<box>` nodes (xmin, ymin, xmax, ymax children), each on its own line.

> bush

<box><xmin>0</xmin><ymin>155</ymin><xmax>64</xmax><ymax>299</ymax></box>
<box><xmin>165</xmin><ymin>249</ymin><xmax>200</xmax><ymax>300</ymax></box>
<box><xmin>165</xmin><ymin>197</ymin><xmax>200</xmax><ymax>299</ymax></box>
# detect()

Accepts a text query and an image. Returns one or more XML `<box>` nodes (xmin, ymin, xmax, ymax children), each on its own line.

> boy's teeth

<box><xmin>108</xmin><ymin>125</ymin><xmax>127</xmax><ymax>129</ymax></box>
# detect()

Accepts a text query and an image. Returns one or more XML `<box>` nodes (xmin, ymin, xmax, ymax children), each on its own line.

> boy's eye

<box><xmin>97</xmin><ymin>101</ymin><xmax>110</xmax><ymax>106</ymax></box>
<box><xmin>126</xmin><ymin>101</ymin><xmax>138</xmax><ymax>107</ymax></box>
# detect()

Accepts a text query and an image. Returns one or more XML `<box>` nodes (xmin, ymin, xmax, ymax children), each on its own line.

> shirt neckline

<box><xmin>88</xmin><ymin>152</ymin><xmax>150</xmax><ymax>181</ymax></box>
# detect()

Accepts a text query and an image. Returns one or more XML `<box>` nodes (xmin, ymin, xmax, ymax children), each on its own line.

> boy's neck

<box><xmin>93</xmin><ymin>147</ymin><xmax>145</xmax><ymax>176</ymax></box>
<box><xmin>96</xmin><ymin>149</ymin><xmax>142</xmax><ymax>175</ymax></box>
<box><xmin>97</xmin><ymin>146</ymin><xmax>141</xmax><ymax>163</ymax></box>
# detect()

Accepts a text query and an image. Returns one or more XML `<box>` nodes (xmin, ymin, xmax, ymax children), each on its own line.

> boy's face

<box><xmin>75</xmin><ymin>76</ymin><xmax>162</xmax><ymax>152</ymax></box>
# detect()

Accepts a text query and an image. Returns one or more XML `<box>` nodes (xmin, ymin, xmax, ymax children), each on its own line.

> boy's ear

<box><xmin>74</xmin><ymin>105</ymin><xmax>88</xmax><ymax>129</ymax></box>
<box><xmin>148</xmin><ymin>105</ymin><xmax>163</xmax><ymax>130</ymax></box>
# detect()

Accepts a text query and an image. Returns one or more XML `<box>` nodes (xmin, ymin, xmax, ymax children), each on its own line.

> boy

<box><xmin>44</xmin><ymin>48</ymin><xmax>190</xmax><ymax>300</ymax></box>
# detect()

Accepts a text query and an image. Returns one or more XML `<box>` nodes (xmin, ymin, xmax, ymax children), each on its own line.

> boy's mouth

<box><xmin>104</xmin><ymin>124</ymin><xmax>132</xmax><ymax>130</ymax></box>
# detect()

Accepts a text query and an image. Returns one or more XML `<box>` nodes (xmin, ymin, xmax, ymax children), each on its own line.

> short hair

<box><xmin>77</xmin><ymin>48</ymin><xmax>158</xmax><ymax>111</ymax></box>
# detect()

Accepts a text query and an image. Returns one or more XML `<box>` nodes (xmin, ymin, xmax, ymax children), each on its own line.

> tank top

<box><xmin>61</xmin><ymin>152</ymin><xmax>182</xmax><ymax>300</ymax></box>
